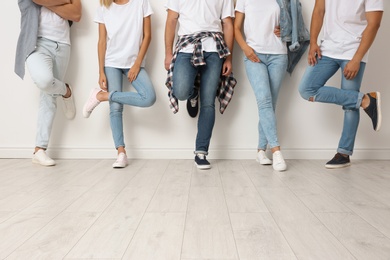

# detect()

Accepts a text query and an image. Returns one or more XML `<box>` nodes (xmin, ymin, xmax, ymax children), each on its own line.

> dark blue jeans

<box><xmin>172</xmin><ymin>52</ymin><xmax>224</xmax><ymax>154</ymax></box>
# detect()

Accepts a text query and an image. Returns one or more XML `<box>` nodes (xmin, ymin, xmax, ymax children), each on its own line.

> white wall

<box><xmin>1</xmin><ymin>0</ymin><xmax>389</xmax><ymax>160</ymax></box>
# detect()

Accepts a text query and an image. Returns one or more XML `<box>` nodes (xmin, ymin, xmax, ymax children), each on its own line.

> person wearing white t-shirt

<box><xmin>299</xmin><ymin>0</ymin><xmax>384</xmax><ymax>169</ymax></box>
<box><xmin>164</xmin><ymin>0</ymin><xmax>235</xmax><ymax>170</ymax></box>
<box><xmin>15</xmin><ymin>0</ymin><xmax>82</xmax><ymax>166</ymax></box>
<box><xmin>82</xmin><ymin>0</ymin><xmax>156</xmax><ymax>168</ymax></box>
<box><xmin>235</xmin><ymin>0</ymin><xmax>290</xmax><ymax>172</ymax></box>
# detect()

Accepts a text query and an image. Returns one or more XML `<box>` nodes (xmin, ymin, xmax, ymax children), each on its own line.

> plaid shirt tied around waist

<box><xmin>165</xmin><ymin>31</ymin><xmax>237</xmax><ymax>114</ymax></box>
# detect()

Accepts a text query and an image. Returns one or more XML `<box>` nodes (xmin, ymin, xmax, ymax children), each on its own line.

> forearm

<box><xmin>352</xmin><ymin>12</ymin><xmax>383</xmax><ymax>62</ymax></box>
<box><xmin>233</xmin><ymin>12</ymin><xmax>248</xmax><ymax>51</ymax></box>
<box><xmin>33</xmin><ymin>0</ymin><xmax>70</xmax><ymax>7</ymax></box>
<box><xmin>46</xmin><ymin>0</ymin><xmax>81</xmax><ymax>22</ymax></box>
<box><xmin>222</xmin><ymin>17</ymin><xmax>234</xmax><ymax>61</ymax></box>
<box><xmin>309</xmin><ymin>12</ymin><xmax>324</xmax><ymax>45</ymax></box>
<box><xmin>98</xmin><ymin>41</ymin><xmax>106</xmax><ymax>74</ymax></box>
<box><xmin>165</xmin><ymin>10</ymin><xmax>178</xmax><ymax>56</ymax></box>
<box><xmin>134</xmin><ymin>17</ymin><xmax>152</xmax><ymax>66</ymax></box>
<box><xmin>234</xmin><ymin>30</ymin><xmax>248</xmax><ymax>52</ymax></box>
<box><xmin>165</xmin><ymin>23</ymin><xmax>176</xmax><ymax>56</ymax></box>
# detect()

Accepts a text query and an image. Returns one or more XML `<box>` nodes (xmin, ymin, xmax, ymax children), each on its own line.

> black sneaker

<box><xmin>194</xmin><ymin>154</ymin><xmax>211</xmax><ymax>169</ymax></box>
<box><xmin>325</xmin><ymin>153</ymin><xmax>351</xmax><ymax>169</ymax></box>
<box><xmin>363</xmin><ymin>92</ymin><xmax>381</xmax><ymax>131</ymax></box>
<box><xmin>186</xmin><ymin>91</ymin><xmax>199</xmax><ymax>118</ymax></box>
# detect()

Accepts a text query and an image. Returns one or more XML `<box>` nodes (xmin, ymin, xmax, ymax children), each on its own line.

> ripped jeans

<box><xmin>299</xmin><ymin>56</ymin><xmax>366</xmax><ymax>155</ymax></box>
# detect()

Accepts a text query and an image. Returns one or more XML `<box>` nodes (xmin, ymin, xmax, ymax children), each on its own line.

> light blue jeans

<box><xmin>105</xmin><ymin>67</ymin><xmax>156</xmax><ymax>149</ymax></box>
<box><xmin>244</xmin><ymin>53</ymin><xmax>288</xmax><ymax>150</ymax></box>
<box><xmin>172</xmin><ymin>52</ymin><xmax>224</xmax><ymax>154</ymax></box>
<box><xmin>26</xmin><ymin>37</ymin><xmax>70</xmax><ymax>149</ymax></box>
<box><xmin>299</xmin><ymin>56</ymin><xmax>366</xmax><ymax>155</ymax></box>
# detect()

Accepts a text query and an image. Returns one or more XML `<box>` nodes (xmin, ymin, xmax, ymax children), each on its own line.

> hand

<box><xmin>128</xmin><ymin>64</ymin><xmax>140</xmax><ymax>82</ymax></box>
<box><xmin>222</xmin><ymin>59</ymin><xmax>232</xmax><ymax>76</ymax></box>
<box><xmin>308</xmin><ymin>43</ymin><xmax>322</xmax><ymax>66</ymax></box>
<box><xmin>243</xmin><ymin>45</ymin><xmax>260</xmax><ymax>63</ymax></box>
<box><xmin>343</xmin><ymin>59</ymin><xmax>360</xmax><ymax>80</ymax></box>
<box><xmin>99</xmin><ymin>73</ymin><xmax>107</xmax><ymax>91</ymax></box>
<box><xmin>274</xmin><ymin>26</ymin><xmax>281</xmax><ymax>37</ymax></box>
<box><xmin>165</xmin><ymin>53</ymin><xmax>173</xmax><ymax>71</ymax></box>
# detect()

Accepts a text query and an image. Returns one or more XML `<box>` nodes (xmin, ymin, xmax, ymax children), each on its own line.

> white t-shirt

<box><xmin>165</xmin><ymin>0</ymin><xmax>234</xmax><ymax>53</ymax></box>
<box><xmin>38</xmin><ymin>7</ymin><xmax>70</xmax><ymax>45</ymax></box>
<box><xmin>235</xmin><ymin>0</ymin><xmax>286</xmax><ymax>55</ymax></box>
<box><xmin>320</xmin><ymin>0</ymin><xmax>384</xmax><ymax>62</ymax></box>
<box><xmin>95</xmin><ymin>0</ymin><xmax>153</xmax><ymax>68</ymax></box>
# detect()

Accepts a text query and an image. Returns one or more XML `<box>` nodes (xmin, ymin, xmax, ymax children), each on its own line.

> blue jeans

<box><xmin>299</xmin><ymin>56</ymin><xmax>366</xmax><ymax>155</ymax></box>
<box><xmin>105</xmin><ymin>67</ymin><xmax>156</xmax><ymax>149</ymax></box>
<box><xmin>244</xmin><ymin>53</ymin><xmax>288</xmax><ymax>150</ymax></box>
<box><xmin>26</xmin><ymin>37</ymin><xmax>70</xmax><ymax>149</ymax></box>
<box><xmin>172</xmin><ymin>52</ymin><xmax>224</xmax><ymax>154</ymax></box>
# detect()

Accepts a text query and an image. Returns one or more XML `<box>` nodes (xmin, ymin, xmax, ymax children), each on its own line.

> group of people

<box><xmin>15</xmin><ymin>0</ymin><xmax>383</xmax><ymax>171</ymax></box>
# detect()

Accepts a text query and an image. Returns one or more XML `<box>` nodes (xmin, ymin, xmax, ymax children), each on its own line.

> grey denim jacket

<box><xmin>14</xmin><ymin>0</ymin><xmax>40</xmax><ymax>79</ymax></box>
<box><xmin>276</xmin><ymin>0</ymin><xmax>310</xmax><ymax>73</ymax></box>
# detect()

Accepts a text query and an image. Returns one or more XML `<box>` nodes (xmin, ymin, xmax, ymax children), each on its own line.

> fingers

<box><xmin>99</xmin><ymin>80</ymin><xmax>107</xmax><ymax>91</ymax></box>
<box><xmin>128</xmin><ymin>69</ymin><xmax>140</xmax><ymax>82</ymax></box>
<box><xmin>274</xmin><ymin>26</ymin><xmax>281</xmax><ymax>37</ymax></box>
<box><xmin>343</xmin><ymin>61</ymin><xmax>360</xmax><ymax>80</ymax></box>
<box><xmin>343</xmin><ymin>69</ymin><xmax>357</xmax><ymax>80</ymax></box>
<box><xmin>308</xmin><ymin>44</ymin><xmax>322</xmax><ymax>66</ymax></box>
<box><xmin>248</xmin><ymin>53</ymin><xmax>260</xmax><ymax>63</ymax></box>
<box><xmin>308</xmin><ymin>54</ymin><xmax>317</xmax><ymax>66</ymax></box>
<box><xmin>165</xmin><ymin>55</ymin><xmax>173</xmax><ymax>71</ymax></box>
<box><xmin>222</xmin><ymin>63</ymin><xmax>232</xmax><ymax>76</ymax></box>
<box><xmin>128</xmin><ymin>73</ymin><xmax>136</xmax><ymax>82</ymax></box>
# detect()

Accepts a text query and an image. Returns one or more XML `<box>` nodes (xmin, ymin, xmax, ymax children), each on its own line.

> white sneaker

<box><xmin>83</xmin><ymin>88</ymin><xmax>101</xmax><ymax>118</ymax></box>
<box><xmin>256</xmin><ymin>150</ymin><xmax>272</xmax><ymax>165</ymax></box>
<box><xmin>112</xmin><ymin>153</ymin><xmax>128</xmax><ymax>168</ymax></box>
<box><xmin>32</xmin><ymin>150</ymin><xmax>56</xmax><ymax>166</ymax></box>
<box><xmin>272</xmin><ymin>151</ymin><xmax>287</xmax><ymax>171</ymax></box>
<box><xmin>62</xmin><ymin>84</ymin><xmax>76</xmax><ymax>119</ymax></box>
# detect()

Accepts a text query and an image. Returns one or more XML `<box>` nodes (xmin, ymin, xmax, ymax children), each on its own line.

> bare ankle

<box><xmin>63</xmin><ymin>84</ymin><xmax>71</xmax><ymax>98</ymax></box>
<box><xmin>361</xmin><ymin>94</ymin><xmax>369</xmax><ymax>109</ymax></box>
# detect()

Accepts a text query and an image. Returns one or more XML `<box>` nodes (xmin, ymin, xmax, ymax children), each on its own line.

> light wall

<box><xmin>1</xmin><ymin>0</ymin><xmax>389</xmax><ymax>160</ymax></box>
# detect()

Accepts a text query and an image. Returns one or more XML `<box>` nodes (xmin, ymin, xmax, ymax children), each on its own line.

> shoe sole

<box><xmin>62</xmin><ymin>85</ymin><xmax>76</xmax><ymax>120</ymax></box>
<box><xmin>325</xmin><ymin>162</ymin><xmax>351</xmax><ymax>169</ymax></box>
<box><xmin>256</xmin><ymin>158</ymin><xmax>272</xmax><ymax>165</ymax></box>
<box><xmin>113</xmin><ymin>164</ymin><xmax>127</xmax><ymax>168</ymax></box>
<box><xmin>32</xmin><ymin>159</ymin><xmax>56</xmax><ymax>166</ymax></box>
<box><xmin>273</xmin><ymin>165</ymin><xmax>287</xmax><ymax>171</ymax></box>
<box><xmin>375</xmin><ymin>92</ymin><xmax>382</xmax><ymax>131</ymax></box>
<box><xmin>194</xmin><ymin>162</ymin><xmax>211</xmax><ymax>170</ymax></box>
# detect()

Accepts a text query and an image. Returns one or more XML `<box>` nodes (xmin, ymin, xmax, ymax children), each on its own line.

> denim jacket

<box><xmin>15</xmin><ymin>0</ymin><xmax>41</xmax><ymax>79</ymax></box>
<box><xmin>276</xmin><ymin>0</ymin><xmax>310</xmax><ymax>73</ymax></box>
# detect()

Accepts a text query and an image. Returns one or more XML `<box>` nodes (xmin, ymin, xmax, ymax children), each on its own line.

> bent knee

<box><xmin>34</xmin><ymin>76</ymin><xmax>55</xmax><ymax>92</ymax></box>
<box><xmin>298</xmin><ymin>83</ymin><xmax>312</xmax><ymax>101</ymax></box>
<box><xmin>143</xmin><ymin>92</ymin><xmax>156</xmax><ymax>107</ymax></box>
<box><xmin>172</xmin><ymin>90</ymin><xmax>188</xmax><ymax>101</ymax></box>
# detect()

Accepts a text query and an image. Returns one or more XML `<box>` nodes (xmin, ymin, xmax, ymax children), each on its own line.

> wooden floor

<box><xmin>1</xmin><ymin>158</ymin><xmax>390</xmax><ymax>260</ymax></box>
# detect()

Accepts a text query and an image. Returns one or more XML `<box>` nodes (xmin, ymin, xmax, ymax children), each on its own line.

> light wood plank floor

<box><xmin>1</xmin><ymin>158</ymin><xmax>390</xmax><ymax>260</ymax></box>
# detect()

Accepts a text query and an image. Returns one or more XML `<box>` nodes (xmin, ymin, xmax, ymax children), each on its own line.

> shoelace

<box><xmin>197</xmin><ymin>154</ymin><xmax>205</xmax><ymax>160</ymax></box>
<box><xmin>190</xmin><ymin>98</ymin><xmax>197</xmax><ymax>107</ymax></box>
<box><xmin>273</xmin><ymin>152</ymin><xmax>283</xmax><ymax>163</ymax></box>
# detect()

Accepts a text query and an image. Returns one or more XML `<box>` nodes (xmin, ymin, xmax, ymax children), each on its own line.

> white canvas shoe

<box><xmin>32</xmin><ymin>150</ymin><xmax>55</xmax><ymax>166</ymax></box>
<box><xmin>83</xmin><ymin>88</ymin><xmax>102</xmax><ymax>118</ymax></box>
<box><xmin>112</xmin><ymin>153</ymin><xmax>128</xmax><ymax>168</ymax></box>
<box><xmin>256</xmin><ymin>150</ymin><xmax>272</xmax><ymax>165</ymax></box>
<box><xmin>62</xmin><ymin>84</ymin><xmax>76</xmax><ymax>119</ymax></box>
<box><xmin>272</xmin><ymin>151</ymin><xmax>287</xmax><ymax>171</ymax></box>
